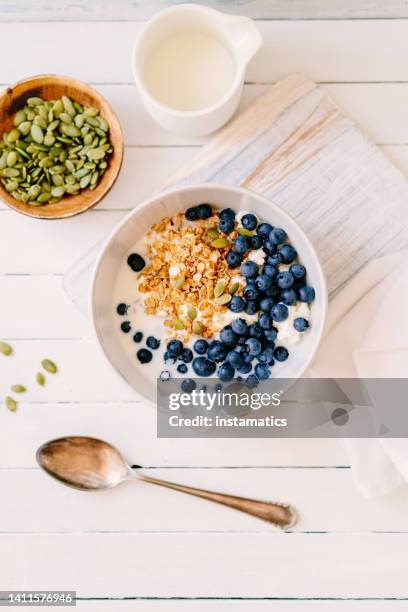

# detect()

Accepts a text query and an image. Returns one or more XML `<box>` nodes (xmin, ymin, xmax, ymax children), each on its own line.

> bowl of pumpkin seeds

<box><xmin>0</xmin><ymin>74</ymin><xmax>123</xmax><ymax>218</ymax></box>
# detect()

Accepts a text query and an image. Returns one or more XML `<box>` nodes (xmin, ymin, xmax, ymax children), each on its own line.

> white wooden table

<box><xmin>1</xmin><ymin>1</ymin><xmax>408</xmax><ymax>609</ymax></box>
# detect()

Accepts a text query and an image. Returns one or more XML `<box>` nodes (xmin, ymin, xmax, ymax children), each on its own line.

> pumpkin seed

<box><xmin>31</xmin><ymin>124</ymin><xmax>44</xmax><ymax>144</ymax></box>
<box><xmin>215</xmin><ymin>293</ymin><xmax>232</xmax><ymax>305</ymax></box>
<box><xmin>237</xmin><ymin>227</ymin><xmax>254</xmax><ymax>237</ymax></box>
<box><xmin>87</xmin><ymin>146</ymin><xmax>106</xmax><ymax>161</ymax></box>
<box><xmin>212</xmin><ymin>237</ymin><xmax>229</xmax><ymax>248</ymax></box>
<box><xmin>36</xmin><ymin>372</ymin><xmax>45</xmax><ymax>386</ymax></box>
<box><xmin>228</xmin><ymin>281</ymin><xmax>240</xmax><ymax>295</ymax></box>
<box><xmin>7</xmin><ymin>129</ymin><xmax>20</xmax><ymax>143</ymax></box>
<box><xmin>5</xmin><ymin>396</ymin><xmax>17</xmax><ymax>412</ymax></box>
<box><xmin>187</xmin><ymin>307</ymin><xmax>197</xmax><ymax>321</ymax></box>
<box><xmin>13</xmin><ymin>110</ymin><xmax>26</xmax><ymax>127</ymax></box>
<box><xmin>173</xmin><ymin>275</ymin><xmax>185</xmax><ymax>289</ymax></box>
<box><xmin>214</xmin><ymin>280</ymin><xmax>226</xmax><ymax>297</ymax></box>
<box><xmin>0</xmin><ymin>341</ymin><xmax>12</xmax><ymax>356</ymax></box>
<box><xmin>207</xmin><ymin>227</ymin><xmax>220</xmax><ymax>239</ymax></box>
<box><xmin>10</xmin><ymin>384</ymin><xmax>26</xmax><ymax>393</ymax></box>
<box><xmin>192</xmin><ymin>321</ymin><xmax>203</xmax><ymax>335</ymax></box>
<box><xmin>51</xmin><ymin>186</ymin><xmax>65</xmax><ymax>198</ymax></box>
<box><xmin>27</xmin><ymin>96</ymin><xmax>43</xmax><ymax>107</ymax></box>
<box><xmin>41</xmin><ymin>358</ymin><xmax>57</xmax><ymax>374</ymax></box>
<box><xmin>172</xmin><ymin>318</ymin><xmax>185</xmax><ymax>330</ymax></box>
<box><xmin>79</xmin><ymin>174</ymin><xmax>91</xmax><ymax>189</ymax></box>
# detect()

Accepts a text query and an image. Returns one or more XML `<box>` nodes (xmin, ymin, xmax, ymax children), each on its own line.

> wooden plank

<box><xmin>1</xmin><ymin>1</ymin><xmax>408</xmax><ymax>21</ymax></box>
<box><xmin>2</xmin><ymin>466</ymin><xmax>408</xmax><ymax>532</ymax></box>
<box><xmin>0</xmin><ymin>402</ymin><xmax>345</xmax><ymax>468</ymax></box>
<box><xmin>0</xmin><ymin>22</ymin><xmax>408</xmax><ymax>84</ymax></box>
<box><xmin>1</xmin><ymin>532</ymin><xmax>407</xmax><ymax>597</ymax></box>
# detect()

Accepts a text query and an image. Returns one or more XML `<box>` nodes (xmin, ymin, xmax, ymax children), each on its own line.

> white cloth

<box><xmin>310</xmin><ymin>250</ymin><xmax>408</xmax><ymax>497</ymax></box>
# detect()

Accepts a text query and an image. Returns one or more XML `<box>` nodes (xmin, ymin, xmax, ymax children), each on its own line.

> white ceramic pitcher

<box><xmin>133</xmin><ymin>4</ymin><xmax>262</xmax><ymax>136</ymax></box>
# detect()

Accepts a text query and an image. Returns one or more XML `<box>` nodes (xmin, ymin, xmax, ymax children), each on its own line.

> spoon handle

<box><xmin>137</xmin><ymin>473</ymin><xmax>297</xmax><ymax>529</ymax></box>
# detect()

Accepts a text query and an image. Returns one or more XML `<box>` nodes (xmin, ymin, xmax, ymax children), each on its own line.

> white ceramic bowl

<box><xmin>90</xmin><ymin>184</ymin><xmax>327</xmax><ymax>405</ymax></box>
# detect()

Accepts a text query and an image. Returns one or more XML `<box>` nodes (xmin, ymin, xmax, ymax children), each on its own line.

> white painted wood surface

<box><xmin>1</xmin><ymin>7</ymin><xmax>408</xmax><ymax>608</ymax></box>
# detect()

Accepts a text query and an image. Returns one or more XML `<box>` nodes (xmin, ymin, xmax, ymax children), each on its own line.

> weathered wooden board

<box><xmin>1</xmin><ymin>0</ymin><xmax>408</xmax><ymax>21</ymax></box>
<box><xmin>165</xmin><ymin>74</ymin><xmax>408</xmax><ymax>298</ymax></box>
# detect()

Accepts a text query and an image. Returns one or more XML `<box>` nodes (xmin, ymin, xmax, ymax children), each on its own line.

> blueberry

<box><xmin>241</xmin><ymin>213</ymin><xmax>257</xmax><ymax>230</ymax></box>
<box><xmin>290</xmin><ymin>263</ymin><xmax>306</xmax><ymax>280</ymax></box>
<box><xmin>137</xmin><ymin>348</ymin><xmax>152</xmax><ymax>364</ymax></box>
<box><xmin>245</xmin><ymin>300</ymin><xmax>258</xmax><ymax>315</ymax></box>
<box><xmin>121</xmin><ymin>321</ymin><xmax>131</xmax><ymax>333</ymax></box>
<box><xmin>207</xmin><ymin>340</ymin><xmax>228</xmax><ymax>362</ymax></box>
<box><xmin>260</xmin><ymin>297</ymin><xmax>275</xmax><ymax>312</ymax></box>
<box><xmin>274</xmin><ymin>346</ymin><xmax>289</xmax><ymax>362</ymax></box>
<box><xmin>219</xmin><ymin>217</ymin><xmax>235</xmax><ymax>234</ymax></box>
<box><xmin>250</xmin><ymin>235</ymin><xmax>263</xmax><ymax>250</ymax></box>
<box><xmin>294</xmin><ymin>317</ymin><xmax>309</xmax><ymax>332</ymax></box>
<box><xmin>267</xmin><ymin>253</ymin><xmax>282</xmax><ymax>267</ymax></box>
<box><xmin>263</xmin><ymin>265</ymin><xmax>278</xmax><ymax>279</ymax></box>
<box><xmin>268</xmin><ymin>227</ymin><xmax>287</xmax><ymax>245</ymax></box>
<box><xmin>245</xmin><ymin>374</ymin><xmax>259</xmax><ymax>388</ymax></box>
<box><xmin>229</xmin><ymin>296</ymin><xmax>246</xmax><ymax>313</ymax></box>
<box><xmin>185</xmin><ymin>206</ymin><xmax>198</xmax><ymax>221</ymax></box>
<box><xmin>245</xmin><ymin>337</ymin><xmax>262</xmax><ymax>356</ymax></box>
<box><xmin>193</xmin><ymin>339</ymin><xmax>209</xmax><ymax>355</ymax></box>
<box><xmin>240</xmin><ymin>260</ymin><xmax>259</xmax><ymax>278</ymax></box>
<box><xmin>220</xmin><ymin>326</ymin><xmax>238</xmax><ymax>347</ymax></box>
<box><xmin>160</xmin><ymin>370</ymin><xmax>171</xmax><ymax>381</ymax></box>
<box><xmin>279</xmin><ymin>244</ymin><xmax>297</xmax><ymax>263</ymax></box>
<box><xmin>298</xmin><ymin>285</ymin><xmax>316</xmax><ymax>303</ymax></box>
<box><xmin>257</xmin><ymin>347</ymin><xmax>275</xmax><ymax>365</ymax></box>
<box><xmin>234</xmin><ymin>235</ymin><xmax>250</xmax><ymax>254</ymax></box>
<box><xmin>226</xmin><ymin>251</ymin><xmax>242</xmax><ymax>268</ymax></box>
<box><xmin>276</xmin><ymin>271</ymin><xmax>294</xmax><ymax>289</ymax></box>
<box><xmin>255</xmin><ymin>363</ymin><xmax>270</xmax><ymax>380</ymax></box>
<box><xmin>133</xmin><ymin>331</ymin><xmax>143</xmax><ymax>343</ymax></box>
<box><xmin>249</xmin><ymin>322</ymin><xmax>263</xmax><ymax>338</ymax></box>
<box><xmin>181</xmin><ymin>348</ymin><xmax>194</xmax><ymax>363</ymax></box>
<box><xmin>146</xmin><ymin>336</ymin><xmax>160</xmax><ymax>350</ymax></box>
<box><xmin>226</xmin><ymin>350</ymin><xmax>243</xmax><ymax>369</ymax></box>
<box><xmin>256</xmin><ymin>223</ymin><xmax>273</xmax><ymax>239</ymax></box>
<box><xmin>219</xmin><ymin>207</ymin><xmax>235</xmax><ymax>220</ymax></box>
<box><xmin>192</xmin><ymin>357</ymin><xmax>216</xmax><ymax>377</ymax></box>
<box><xmin>196</xmin><ymin>203</ymin><xmax>212</xmax><ymax>219</ymax></box>
<box><xmin>237</xmin><ymin>361</ymin><xmax>252</xmax><ymax>374</ymax></box>
<box><xmin>271</xmin><ymin>303</ymin><xmax>289</xmax><ymax>322</ymax></box>
<box><xmin>167</xmin><ymin>339</ymin><xmax>183</xmax><ymax>357</ymax></box>
<box><xmin>263</xmin><ymin>240</ymin><xmax>277</xmax><ymax>255</ymax></box>
<box><xmin>280</xmin><ymin>289</ymin><xmax>297</xmax><ymax>306</ymax></box>
<box><xmin>218</xmin><ymin>362</ymin><xmax>235</xmax><ymax>382</ymax></box>
<box><xmin>181</xmin><ymin>378</ymin><xmax>196</xmax><ymax>393</ymax></box>
<box><xmin>264</xmin><ymin>327</ymin><xmax>278</xmax><ymax>343</ymax></box>
<box><xmin>127</xmin><ymin>253</ymin><xmax>145</xmax><ymax>272</ymax></box>
<box><xmin>255</xmin><ymin>274</ymin><xmax>272</xmax><ymax>292</ymax></box>
<box><xmin>177</xmin><ymin>363</ymin><xmax>188</xmax><ymax>374</ymax></box>
<box><xmin>163</xmin><ymin>351</ymin><xmax>176</xmax><ymax>364</ymax></box>
<box><xmin>116</xmin><ymin>303</ymin><xmax>128</xmax><ymax>315</ymax></box>
<box><xmin>244</xmin><ymin>285</ymin><xmax>260</xmax><ymax>301</ymax></box>
<box><xmin>259</xmin><ymin>312</ymin><xmax>272</xmax><ymax>329</ymax></box>
<box><xmin>243</xmin><ymin>352</ymin><xmax>255</xmax><ymax>363</ymax></box>
<box><xmin>231</xmin><ymin>318</ymin><xmax>249</xmax><ymax>336</ymax></box>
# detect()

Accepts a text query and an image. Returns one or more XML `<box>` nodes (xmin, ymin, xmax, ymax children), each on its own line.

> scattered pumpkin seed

<box><xmin>41</xmin><ymin>358</ymin><xmax>57</xmax><ymax>374</ymax></box>
<box><xmin>212</xmin><ymin>237</ymin><xmax>229</xmax><ymax>248</ymax></box>
<box><xmin>207</xmin><ymin>227</ymin><xmax>220</xmax><ymax>239</ymax></box>
<box><xmin>172</xmin><ymin>318</ymin><xmax>185</xmax><ymax>330</ymax></box>
<box><xmin>237</xmin><ymin>227</ymin><xmax>255</xmax><ymax>237</ymax></box>
<box><xmin>228</xmin><ymin>281</ymin><xmax>240</xmax><ymax>295</ymax></box>
<box><xmin>5</xmin><ymin>396</ymin><xmax>17</xmax><ymax>412</ymax></box>
<box><xmin>0</xmin><ymin>341</ymin><xmax>12</xmax><ymax>356</ymax></box>
<box><xmin>214</xmin><ymin>280</ymin><xmax>226</xmax><ymax>297</ymax></box>
<box><xmin>187</xmin><ymin>307</ymin><xmax>197</xmax><ymax>321</ymax></box>
<box><xmin>10</xmin><ymin>384</ymin><xmax>26</xmax><ymax>393</ymax></box>
<box><xmin>36</xmin><ymin>372</ymin><xmax>45</xmax><ymax>386</ymax></box>
<box><xmin>173</xmin><ymin>276</ymin><xmax>185</xmax><ymax>289</ymax></box>
<box><xmin>215</xmin><ymin>293</ymin><xmax>232</xmax><ymax>305</ymax></box>
<box><xmin>192</xmin><ymin>321</ymin><xmax>202</xmax><ymax>335</ymax></box>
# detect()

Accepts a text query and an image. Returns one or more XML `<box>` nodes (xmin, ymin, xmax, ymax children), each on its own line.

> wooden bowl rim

<box><xmin>0</xmin><ymin>73</ymin><xmax>124</xmax><ymax>219</ymax></box>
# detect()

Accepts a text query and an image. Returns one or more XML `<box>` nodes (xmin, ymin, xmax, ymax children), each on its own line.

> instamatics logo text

<box><xmin>167</xmin><ymin>389</ymin><xmax>287</xmax><ymax>428</ymax></box>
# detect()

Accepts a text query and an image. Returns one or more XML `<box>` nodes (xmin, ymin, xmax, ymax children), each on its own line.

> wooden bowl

<box><xmin>0</xmin><ymin>74</ymin><xmax>123</xmax><ymax>219</ymax></box>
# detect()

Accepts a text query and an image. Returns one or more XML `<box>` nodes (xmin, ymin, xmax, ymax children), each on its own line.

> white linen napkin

<box><xmin>310</xmin><ymin>250</ymin><xmax>408</xmax><ymax>497</ymax></box>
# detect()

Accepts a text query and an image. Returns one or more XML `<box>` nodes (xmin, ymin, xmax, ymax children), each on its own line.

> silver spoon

<box><xmin>36</xmin><ymin>436</ymin><xmax>297</xmax><ymax>530</ymax></box>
